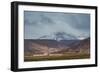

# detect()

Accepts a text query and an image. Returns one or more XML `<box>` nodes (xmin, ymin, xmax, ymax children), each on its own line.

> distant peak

<box><xmin>77</xmin><ymin>37</ymin><xmax>85</xmax><ymax>40</ymax></box>
<box><xmin>38</xmin><ymin>32</ymin><xmax>78</xmax><ymax>40</ymax></box>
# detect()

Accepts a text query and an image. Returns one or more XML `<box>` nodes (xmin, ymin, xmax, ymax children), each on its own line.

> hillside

<box><xmin>24</xmin><ymin>38</ymin><xmax>90</xmax><ymax>56</ymax></box>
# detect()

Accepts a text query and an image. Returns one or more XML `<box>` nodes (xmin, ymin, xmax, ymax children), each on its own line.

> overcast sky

<box><xmin>24</xmin><ymin>11</ymin><xmax>90</xmax><ymax>39</ymax></box>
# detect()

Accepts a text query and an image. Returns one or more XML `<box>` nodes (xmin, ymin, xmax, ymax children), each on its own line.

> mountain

<box><xmin>24</xmin><ymin>37</ymin><xmax>90</xmax><ymax>56</ymax></box>
<box><xmin>38</xmin><ymin>32</ymin><xmax>78</xmax><ymax>41</ymax></box>
<box><xmin>24</xmin><ymin>30</ymin><xmax>90</xmax><ymax>56</ymax></box>
<box><xmin>24</xmin><ymin>40</ymin><xmax>49</xmax><ymax>56</ymax></box>
<box><xmin>68</xmin><ymin>37</ymin><xmax>90</xmax><ymax>53</ymax></box>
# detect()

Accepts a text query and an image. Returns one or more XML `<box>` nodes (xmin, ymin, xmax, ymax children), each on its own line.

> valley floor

<box><xmin>24</xmin><ymin>53</ymin><xmax>90</xmax><ymax>62</ymax></box>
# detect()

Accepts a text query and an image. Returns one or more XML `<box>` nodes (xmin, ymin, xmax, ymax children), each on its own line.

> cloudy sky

<box><xmin>24</xmin><ymin>11</ymin><xmax>90</xmax><ymax>40</ymax></box>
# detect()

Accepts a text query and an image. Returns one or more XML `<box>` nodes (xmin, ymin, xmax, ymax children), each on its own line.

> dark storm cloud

<box><xmin>24</xmin><ymin>11</ymin><xmax>54</xmax><ymax>26</ymax></box>
<box><xmin>24</xmin><ymin>11</ymin><xmax>90</xmax><ymax>39</ymax></box>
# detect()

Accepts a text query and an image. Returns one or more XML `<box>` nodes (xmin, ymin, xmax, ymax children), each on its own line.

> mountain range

<box><xmin>24</xmin><ymin>37</ymin><xmax>90</xmax><ymax>56</ymax></box>
<box><xmin>38</xmin><ymin>32</ymin><xmax>85</xmax><ymax>41</ymax></box>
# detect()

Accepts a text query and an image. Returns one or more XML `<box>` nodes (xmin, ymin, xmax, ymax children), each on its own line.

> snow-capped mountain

<box><xmin>77</xmin><ymin>37</ymin><xmax>86</xmax><ymax>40</ymax></box>
<box><xmin>38</xmin><ymin>32</ymin><xmax>78</xmax><ymax>41</ymax></box>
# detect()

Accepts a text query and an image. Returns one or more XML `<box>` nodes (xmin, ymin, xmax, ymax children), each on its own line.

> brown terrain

<box><xmin>24</xmin><ymin>38</ymin><xmax>90</xmax><ymax>61</ymax></box>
